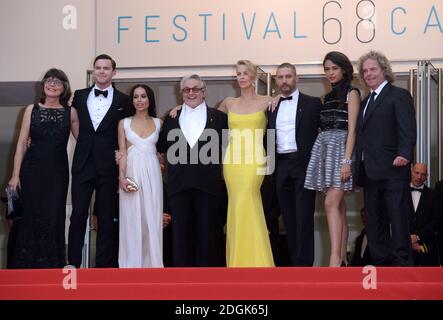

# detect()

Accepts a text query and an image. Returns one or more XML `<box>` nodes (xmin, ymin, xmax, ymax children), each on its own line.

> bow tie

<box><xmin>411</xmin><ymin>187</ymin><xmax>423</xmax><ymax>193</ymax></box>
<box><xmin>94</xmin><ymin>89</ymin><xmax>108</xmax><ymax>98</ymax></box>
<box><xmin>280</xmin><ymin>96</ymin><xmax>293</xmax><ymax>102</ymax></box>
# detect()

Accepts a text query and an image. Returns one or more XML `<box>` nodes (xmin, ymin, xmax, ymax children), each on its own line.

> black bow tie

<box><xmin>280</xmin><ymin>96</ymin><xmax>293</xmax><ymax>102</ymax></box>
<box><xmin>411</xmin><ymin>187</ymin><xmax>423</xmax><ymax>193</ymax></box>
<box><xmin>94</xmin><ymin>89</ymin><xmax>108</xmax><ymax>98</ymax></box>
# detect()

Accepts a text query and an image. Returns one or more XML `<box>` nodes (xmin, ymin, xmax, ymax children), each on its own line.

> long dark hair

<box><xmin>129</xmin><ymin>84</ymin><xmax>157</xmax><ymax>117</ymax></box>
<box><xmin>39</xmin><ymin>68</ymin><xmax>71</xmax><ymax>107</ymax></box>
<box><xmin>323</xmin><ymin>51</ymin><xmax>354</xmax><ymax>96</ymax></box>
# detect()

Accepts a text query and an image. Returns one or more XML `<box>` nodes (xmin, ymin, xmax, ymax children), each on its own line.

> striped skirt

<box><xmin>304</xmin><ymin>129</ymin><xmax>354</xmax><ymax>192</ymax></box>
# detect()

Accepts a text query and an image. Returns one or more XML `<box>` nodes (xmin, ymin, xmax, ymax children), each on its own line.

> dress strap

<box><xmin>153</xmin><ymin>117</ymin><xmax>161</xmax><ymax>131</ymax></box>
<box><xmin>123</xmin><ymin>116</ymin><xmax>131</xmax><ymax>130</ymax></box>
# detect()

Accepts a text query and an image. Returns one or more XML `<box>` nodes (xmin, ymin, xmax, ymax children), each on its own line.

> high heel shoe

<box><xmin>329</xmin><ymin>259</ymin><xmax>343</xmax><ymax>267</ymax></box>
<box><xmin>340</xmin><ymin>260</ymin><xmax>348</xmax><ymax>267</ymax></box>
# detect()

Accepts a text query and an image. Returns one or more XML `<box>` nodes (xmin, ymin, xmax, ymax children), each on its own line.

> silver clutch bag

<box><xmin>125</xmin><ymin>177</ymin><xmax>139</xmax><ymax>192</ymax></box>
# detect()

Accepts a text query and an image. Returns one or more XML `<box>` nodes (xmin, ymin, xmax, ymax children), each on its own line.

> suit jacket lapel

<box><xmin>268</xmin><ymin>103</ymin><xmax>278</xmax><ymax>130</ymax></box>
<box><xmin>205</xmin><ymin>106</ymin><xmax>221</xmax><ymax>131</ymax></box>
<box><xmin>175</xmin><ymin>109</ymin><xmax>183</xmax><ymax>130</ymax></box>
<box><xmin>81</xmin><ymin>86</ymin><xmax>95</xmax><ymax>132</ymax></box>
<box><xmin>363</xmin><ymin>83</ymin><xmax>392</xmax><ymax>125</ymax></box>
<box><xmin>415</xmin><ymin>186</ymin><xmax>428</xmax><ymax>214</ymax></box>
<box><xmin>295</xmin><ymin>93</ymin><xmax>305</xmax><ymax>134</ymax></box>
<box><xmin>194</xmin><ymin>105</ymin><xmax>212</xmax><ymax>144</ymax></box>
<box><xmin>172</xmin><ymin>109</ymin><xmax>188</xmax><ymax>146</ymax></box>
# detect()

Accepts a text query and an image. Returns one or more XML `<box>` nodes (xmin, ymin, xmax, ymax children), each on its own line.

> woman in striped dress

<box><xmin>304</xmin><ymin>52</ymin><xmax>361</xmax><ymax>267</ymax></box>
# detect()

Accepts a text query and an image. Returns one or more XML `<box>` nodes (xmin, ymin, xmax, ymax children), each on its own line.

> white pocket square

<box><xmin>117</xmin><ymin>108</ymin><xmax>123</xmax><ymax>111</ymax></box>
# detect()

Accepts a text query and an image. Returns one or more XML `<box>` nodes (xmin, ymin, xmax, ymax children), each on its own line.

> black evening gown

<box><xmin>11</xmin><ymin>104</ymin><xmax>70</xmax><ymax>268</ymax></box>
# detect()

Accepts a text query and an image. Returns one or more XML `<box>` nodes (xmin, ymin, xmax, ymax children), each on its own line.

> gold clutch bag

<box><xmin>125</xmin><ymin>177</ymin><xmax>139</xmax><ymax>192</ymax></box>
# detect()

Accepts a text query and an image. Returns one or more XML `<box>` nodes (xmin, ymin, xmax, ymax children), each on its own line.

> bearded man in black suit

<box><xmin>267</xmin><ymin>63</ymin><xmax>321</xmax><ymax>266</ymax></box>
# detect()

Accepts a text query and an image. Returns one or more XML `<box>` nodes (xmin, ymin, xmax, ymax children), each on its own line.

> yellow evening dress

<box><xmin>223</xmin><ymin>111</ymin><xmax>275</xmax><ymax>267</ymax></box>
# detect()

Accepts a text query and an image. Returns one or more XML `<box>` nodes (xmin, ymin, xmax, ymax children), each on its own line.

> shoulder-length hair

<box><xmin>39</xmin><ymin>68</ymin><xmax>71</xmax><ymax>107</ymax></box>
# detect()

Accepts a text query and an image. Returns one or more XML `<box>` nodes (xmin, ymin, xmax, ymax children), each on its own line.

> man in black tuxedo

<box><xmin>355</xmin><ymin>50</ymin><xmax>416</xmax><ymax>266</ymax></box>
<box><xmin>68</xmin><ymin>54</ymin><xmax>131</xmax><ymax>268</ymax></box>
<box><xmin>157</xmin><ymin>74</ymin><xmax>228</xmax><ymax>267</ymax></box>
<box><xmin>350</xmin><ymin>208</ymin><xmax>372</xmax><ymax>266</ymax></box>
<box><xmin>267</xmin><ymin>63</ymin><xmax>321</xmax><ymax>266</ymax></box>
<box><xmin>408</xmin><ymin>163</ymin><xmax>441</xmax><ymax>266</ymax></box>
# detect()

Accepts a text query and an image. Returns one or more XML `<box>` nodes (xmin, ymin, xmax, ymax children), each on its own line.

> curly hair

<box><xmin>357</xmin><ymin>50</ymin><xmax>395</xmax><ymax>84</ymax></box>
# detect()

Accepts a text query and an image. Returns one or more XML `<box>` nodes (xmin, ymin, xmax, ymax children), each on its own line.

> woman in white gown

<box><xmin>118</xmin><ymin>84</ymin><xmax>163</xmax><ymax>268</ymax></box>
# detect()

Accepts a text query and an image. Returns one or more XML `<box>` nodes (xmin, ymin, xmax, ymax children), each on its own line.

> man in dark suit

<box><xmin>267</xmin><ymin>63</ymin><xmax>321</xmax><ymax>266</ymax></box>
<box><xmin>157</xmin><ymin>74</ymin><xmax>228</xmax><ymax>267</ymax></box>
<box><xmin>350</xmin><ymin>208</ymin><xmax>373</xmax><ymax>266</ymax></box>
<box><xmin>68</xmin><ymin>54</ymin><xmax>131</xmax><ymax>268</ymax></box>
<box><xmin>355</xmin><ymin>50</ymin><xmax>416</xmax><ymax>266</ymax></box>
<box><xmin>408</xmin><ymin>163</ymin><xmax>441</xmax><ymax>266</ymax></box>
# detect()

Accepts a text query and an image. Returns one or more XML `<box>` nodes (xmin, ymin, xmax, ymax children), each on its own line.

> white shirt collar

<box><xmin>410</xmin><ymin>183</ymin><xmax>425</xmax><ymax>190</ymax></box>
<box><xmin>93</xmin><ymin>84</ymin><xmax>113</xmax><ymax>91</ymax></box>
<box><xmin>282</xmin><ymin>89</ymin><xmax>299</xmax><ymax>100</ymax></box>
<box><xmin>183</xmin><ymin>101</ymin><xmax>206</xmax><ymax>113</ymax></box>
<box><xmin>371</xmin><ymin>80</ymin><xmax>388</xmax><ymax>97</ymax></box>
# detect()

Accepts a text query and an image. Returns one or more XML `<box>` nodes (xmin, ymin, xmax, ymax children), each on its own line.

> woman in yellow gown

<box><xmin>218</xmin><ymin>60</ymin><xmax>275</xmax><ymax>267</ymax></box>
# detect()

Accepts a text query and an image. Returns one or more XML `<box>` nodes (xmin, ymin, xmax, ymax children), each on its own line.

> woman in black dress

<box><xmin>8</xmin><ymin>68</ymin><xmax>79</xmax><ymax>268</ymax></box>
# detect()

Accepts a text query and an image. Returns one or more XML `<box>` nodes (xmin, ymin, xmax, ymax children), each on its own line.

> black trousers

<box><xmin>275</xmin><ymin>155</ymin><xmax>316</xmax><ymax>266</ymax></box>
<box><xmin>68</xmin><ymin>160</ymin><xmax>119</xmax><ymax>268</ymax></box>
<box><xmin>169</xmin><ymin>188</ymin><xmax>224</xmax><ymax>267</ymax></box>
<box><xmin>363</xmin><ymin>175</ymin><xmax>413</xmax><ymax>266</ymax></box>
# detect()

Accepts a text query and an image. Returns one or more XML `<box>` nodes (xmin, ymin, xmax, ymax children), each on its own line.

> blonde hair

<box><xmin>236</xmin><ymin>60</ymin><xmax>258</xmax><ymax>80</ymax></box>
<box><xmin>357</xmin><ymin>50</ymin><xmax>395</xmax><ymax>84</ymax></box>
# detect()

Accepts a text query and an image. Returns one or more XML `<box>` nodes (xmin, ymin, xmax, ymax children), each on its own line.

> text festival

<box><xmin>116</xmin><ymin>1</ymin><xmax>442</xmax><ymax>45</ymax></box>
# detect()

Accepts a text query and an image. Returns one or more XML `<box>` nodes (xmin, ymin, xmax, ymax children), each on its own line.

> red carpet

<box><xmin>0</xmin><ymin>267</ymin><xmax>442</xmax><ymax>300</ymax></box>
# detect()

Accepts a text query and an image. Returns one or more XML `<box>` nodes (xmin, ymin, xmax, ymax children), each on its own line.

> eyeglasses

<box><xmin>182</xmin><ymin>87</ymin><xmax>203</xmax><ymax>93</ymax></box>
<box><xmin>44</xmin><ymin>78</ymin><xmax>63</xmax><ymax>87</ymax></box>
